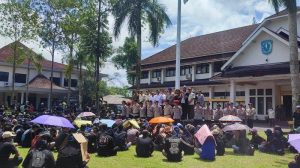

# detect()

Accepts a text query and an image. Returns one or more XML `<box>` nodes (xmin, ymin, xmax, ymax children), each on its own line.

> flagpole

<box><xmin>175</xmin><ymin>0</ymin><xmax>181</xmax><ymax>89</ymax></box>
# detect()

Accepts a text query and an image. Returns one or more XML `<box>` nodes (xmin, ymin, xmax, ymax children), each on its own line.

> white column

<box><xmin>230</xmin><ymin>80</ymin><xmax>236</xmax><ymax>103</ymax></box>
<box><xmin>244</xmin><ymin>85</ymin><xmax>250</xmax><ymax>106</ymax></box>
<box><xmin>191</xmin><ymin>65</ymin><xmax>196</xmax><ymax>82</ymax></box>
<box><xmin>161</xmin><ymin>69</ymin><xmax>165</xmax><ymax>84</ymax></box>
<box><xmin>60</xmin><ymin>73</ymin><xmax>64</xmax><ymax>87</ymax></box>
<box><xmin>21</xmin><ymin>92</ymin><xmax>24</xmax><ymax>104</ymax></box>
<box><xmin>148</xmin><ymin>70</ymin><xmax>151</xmax><ymax>85</ymax></box>
<box><xmin>209</xmin><ymin>86</ymin><xmax>214</xmax><ymax>108</ymax></box>
<box><xmin>209</xmin><ymin>62</ymin><xmax>214</xmax><ymax>77</ymax></box>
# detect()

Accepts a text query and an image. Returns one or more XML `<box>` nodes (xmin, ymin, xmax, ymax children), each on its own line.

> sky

<box><xmin>0</xmin><ymin>0</ymin><xmax>283</xmax><ymax>87</ymax></box>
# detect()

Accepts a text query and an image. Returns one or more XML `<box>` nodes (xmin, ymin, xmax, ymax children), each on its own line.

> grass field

<box><xmin>17</xmin><ymin>132</ymin><xmax>296</xmax><ymax>168</ymax></box>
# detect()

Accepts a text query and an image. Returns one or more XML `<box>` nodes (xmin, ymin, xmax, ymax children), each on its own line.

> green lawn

<box><xmin>17</xmin><ymin>132</ymin><xmax>296</xmax><ymax>168</ymax></box>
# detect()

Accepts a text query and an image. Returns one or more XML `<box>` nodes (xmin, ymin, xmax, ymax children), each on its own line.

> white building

<box><xmin>0</xmin><ymin>41</ymin><xmax>79</xmax><ymax>108</ymax></box>
<box><xmin>138</xmin><ymin>9</ymin><xmax>300</xmax><ymax>121</ymax></box>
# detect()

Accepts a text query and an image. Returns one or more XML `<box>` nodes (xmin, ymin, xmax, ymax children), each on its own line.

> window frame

<box><xmin>196</xmin><ymin>63</ymin><xmax>209</xmax><ymax>74</ymax></box>
<box><xmin>0</xmin><ymin>71</ymin><xmax>9</xmax><ymax>82</ymax></box>
<box><xmin>15</xmin><ymin>73</ymin><xmax>26</xmax><ymax>83</ymax></box>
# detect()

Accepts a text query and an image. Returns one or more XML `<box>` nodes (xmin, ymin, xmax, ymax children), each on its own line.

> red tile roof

<box><xmin>28</xmin><ymin>74</ymin><xmax>66</xmax><ymax>90</ymax></box>
<box><xmin>141</xmin><ymin>24</ymin><xmax>258</xmax><ymax>65</ymax></box>
<box><xmin>0</xmin><ymin>41</ymin><xmax>65</xmax><ymax>70</ymax></box>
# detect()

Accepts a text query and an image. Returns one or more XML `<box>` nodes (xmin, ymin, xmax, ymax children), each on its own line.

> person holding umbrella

<box><xmin>246</xmin><ymin>103</ymin><xmax>256</xmax><ymax>128</ymax></box>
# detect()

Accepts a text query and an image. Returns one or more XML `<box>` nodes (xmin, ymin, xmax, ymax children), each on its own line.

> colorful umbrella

<box><xmin>31</xmin><ymin>115</ymin><xmax>74</xmax><ymax>128</ymax></box>
<box><xmin>288</xmin><ymin>134</ymin><xmax>300</xmax><ymax>152</ymax></box>
<box><xmin>77</xmin><ymin>112</ymin><xmax>96</xmax><ymax>118</ymax></box>
<box><xmin>219</xmin><ymin>115</ymin><xmax>242</xmax><ymax>122</ymax></box>
<box><xmin>222</xmin><ymin>123</ymin><xmax>249</xmax><ymax>132</ymax></box>
<box><xmin>123</xmin><ymin>119</ymin><xmax>140</xmax><ymax>129</ymax></box>
<box><xmin>149</xmin><ymin>117</ymin><xmax>174</xmax><ymax>124</ymax></box>
<box><xmin>73</xmin><ymin>120</ymin><xmax>92</xmax><ymax>127</ymax></box>
<box><xmin>194</xmin><ymin>124</ymin><xmax>215</xmax><ymax>145</ymax></box>
<box><xmin>99</xmin><ymin>119</ymin><xmax>116</xmax><ymax>127</ymax></box>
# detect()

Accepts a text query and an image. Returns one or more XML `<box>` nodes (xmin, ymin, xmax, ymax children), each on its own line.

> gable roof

<box><xmin>27</xmin><ymin>74</ymin><xmax>67</xmax><ymax>90</ymax></box>
<box><xmin>0</xmin><ymin>41</ymin><xmax>65</xmax><ymax>70</ymax></box>
<box><xmin>221</xmin><ymin>27</ymin><xmax>300</xmax><ymax>71</ymax></box>
<box><xmin>242</xmin><ymin>7</ymin><xmax>300</xmax><ymax>45</ymax></box>
<box><xmin>141</xmin><ymin>24</ymin><xmax>258</xmax><ymax>66</ymax></box>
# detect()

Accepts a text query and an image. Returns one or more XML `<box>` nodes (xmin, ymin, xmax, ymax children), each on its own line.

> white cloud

<box><xmin>0</xmin><ymin>0</ymin><xmax>280</xmax><ymax>87</ymax></box>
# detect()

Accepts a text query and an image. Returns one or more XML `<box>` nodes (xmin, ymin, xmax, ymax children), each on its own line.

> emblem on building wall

<box><xmin>261</xmin><ymin>40</ymin><xmax>273</xmax><ymax>55</ymax></box>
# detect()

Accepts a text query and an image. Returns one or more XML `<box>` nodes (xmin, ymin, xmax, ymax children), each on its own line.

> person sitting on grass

<box><xmin>250</xmin><ymin>128</ymin><xmax>265</xmax><ymax>149</ymax></box>
<box><xmin>0</xmin><ymin>131</ymin><xmax>23</xmax><ymax>168</ymax></box>
<box><xmin>232</xmin><ymin>130</ymin><xmax>255</xmax><ymax>156</ymax></box>
<box><xmin>97</xmin><ymin>130</ymin><xmax>118</xmax><ymax>157</ymax></box>
<box><xmin>211</xmin><ymin>129</ymin><xmax>225</xmax><ymax>156</ymax></box>
<box><xmin>113</xmin><ymin>125</ymin><xmax>131</xmax><ymax>151</ymax></box>
<box><xmin>259</xmin><ymin>129</ymin><xmax>285</xmax><ymax>155</ymax></box>
<box><xmin>136</xmin><ymin>130</ymin><xmax>154</xmax><ymax>157</ymax></box>
<box><xmin>288</xmin><ymin>154</ymin><xmax>300</xmax><ymax>168</ymax></box>
<box><xmin>162</xmin><ymin>131</ymin><xmax>184</xmax><ymax>162</ymax></box>
<box><xmin>22</xmin><ymin>138</ymin><xmax>55</xmax><ymax>168</ymax></box>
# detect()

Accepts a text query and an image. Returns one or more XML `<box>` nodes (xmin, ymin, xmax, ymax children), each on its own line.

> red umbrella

<box><xmin>219</xmin><ymin>115</ymin><xmax>242</xmax><ymax>122</ymax></box>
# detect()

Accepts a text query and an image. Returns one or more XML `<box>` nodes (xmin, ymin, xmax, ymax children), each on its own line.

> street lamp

<box><xmin>175</xmin><ymin>0</ymin><xmax>188</xmax><ymax>89</ymax></box>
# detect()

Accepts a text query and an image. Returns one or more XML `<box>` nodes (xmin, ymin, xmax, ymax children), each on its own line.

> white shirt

<box><xmin>149</xmin><ymin>95</ymin><xmax>155</xmax><ymax>103</ymax></box>
<box><xmin>268</xmin><ymin>109</ymin><xmax>275</xmax><ymax>119</ymax></box>
<box><xmin>188</xmin><ymin>92</ymin><xmax>195</xmax><ymax>105</ymax></box>
<box><xmin>154</xmin><ymin>94</ymin><xmax>163</xmax><ymax>106</ymax></box>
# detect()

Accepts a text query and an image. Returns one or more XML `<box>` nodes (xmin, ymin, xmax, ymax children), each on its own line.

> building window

<box><xmin>249</xmin><ymin>88</ymin><xmax>272</xmax><ymax>115</ymax></box>
<box><xmin>257</xmin><ymin>89</ymin><xmax>264</xmax><ymax>95</ymax></box>
<box><xmin>214</xmin><ymin>92</ymin><xmax>230</xmax><ymax>97</ymax></box>
<box><xmin>250</xmin><ymin>89</ymin><xmax>256</xmax><ymax>96</ymax></box>
<box><xmin>152</xmin><ymin>70</ymin><xmax>161</xmax><ymax>78</ymax></box>
<box><xmin>71</xmin><ymin>79</ymin><xmax>77</xmax><ymax>87</ymax></box>
<box><xmin>266</xmin><ymin>89</ymin><xmax>272</xmax><ymax>95</ymax></box>
<box><xmin>180</xmin><ymin>66</ymin><xmax>192</xmax><ymax>76</ymax></box>
<box><xmin>50</xmin><ymin>77</ymin><xmax>61</xmax><ymax>86</ymax></box>
<box><xmin>15</xmin><ymin>73</ymin><xmax>26</xmax><ymax>83</ymax></box>
<box><xmin>196</xmin><ymin>63</ymin><xmax>209</xmax><ymax>74</ymax></box>
<box><xmin>141</xmin><ymin>71</ymin><xmax>148</xmax><ymax>79</ymax></box>
<box><xmin>64</xmin><ymin>78</ymin><xmax>78</xmax><ymax>87</ymax></box>
<box><xmin>166</xmin><ymin>68</ymin><xmax>175</xmax><ymax>77</ymax></box>
<box><xmin>236</xmin><ymin>91</ymin><xmax>245</xmax><ymax>96</ymax></box>
<box><xmin>213</xmin><ymin>61</ymin><xmax>225</xmax><ymax>72</ymax></box>
<box><xmin>0</xmin><ymin>72</ymin><xmax>9</xmax><ymax>82</ymax></box>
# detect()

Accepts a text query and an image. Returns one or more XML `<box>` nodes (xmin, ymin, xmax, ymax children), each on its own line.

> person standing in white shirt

<box><xmin>268</xmin><ymin>103</ymin><xmax>275</xmax><ymax>127</ymax></box>
<box><xmin>187</xmin><ymin>87</ymin><xmax>195</xmax><ymax>120</ymax></box>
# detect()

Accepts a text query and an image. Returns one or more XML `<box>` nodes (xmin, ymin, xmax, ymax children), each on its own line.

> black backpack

<box><xmin>31</xmin><ymin>150</ymin><xmax>46</xmax><ymax>168</ymax></box>
<box><xmin>98</xmin><ymin>134</ymin><xmax>110</xmax><ymax>148</ymax></box>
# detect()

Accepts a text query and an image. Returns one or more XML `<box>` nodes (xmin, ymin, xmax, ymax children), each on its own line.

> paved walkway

<box><xmin>253</xmin><ymin>121</ymin><xmax>291</xmax><ymax>132</ymax></box>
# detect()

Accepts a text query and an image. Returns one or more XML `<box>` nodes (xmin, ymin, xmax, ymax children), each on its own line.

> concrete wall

<box><xmin>232</xmin><ymin>31</ymin><xmax>292</xmax><ymax>67</ymax></box>
<box><xmin>0</xmin><ymin>64</ymin><xmax>79</xmax><ymax>87</ymax></box>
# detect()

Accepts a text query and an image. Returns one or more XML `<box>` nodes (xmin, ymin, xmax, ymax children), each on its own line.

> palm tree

<box><xmin>269</xmin><ymin>0</ymin><xmax>300</xmax><ymax>112</ymax></box>
<box><xmin>112</xmin><ymin>0</ymin><xmax>171</xmax><ymax>90</ymax></box>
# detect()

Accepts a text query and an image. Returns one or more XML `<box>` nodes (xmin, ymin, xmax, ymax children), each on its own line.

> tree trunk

<box><xmin>136</xmin><ymin>3</ymin><xmax>142</xmax><ymax>91</ymax></box>
<box><xmin>49</xmin><ymin>40</ymin><xmax>55</xmax><ymax>112</ymax></box>
<box><xmin>79</xmin><ymin>62</ymin><xmax>83</xmax><ymax>110</ymax></box>
<box><xmin>26</xmin><ymin>59</ymin><xmax>31</xmax><ymax>103</ymax></box>
<box><xmin>288</xmin><ymin>1</ymin><xmax>300</xmax><ymax>113</ymax></box>
<box><xmin>67</xmin><ymin>39</ymin><xmax>74</xmax><ymax>107</ymax></box>
<box><xmin>96</xmin><ymin>0</ymin><xmax>102</xmax><ymax>114</ymax></box>
<box><xmin>11</xmin><ymin>42</ymin><xmax>17</xmax><ymax>106</ymax></box>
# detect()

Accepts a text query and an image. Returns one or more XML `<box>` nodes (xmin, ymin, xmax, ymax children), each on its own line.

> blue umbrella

<box><xmin>31</xmin><ymin>115</ymin><xmax>75</xmax><ymax>128</ymax></box>
<box><xmin>99</xmin><ymin>119</ymin><xmax>115</xmax><ymax>127</ymax></box>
